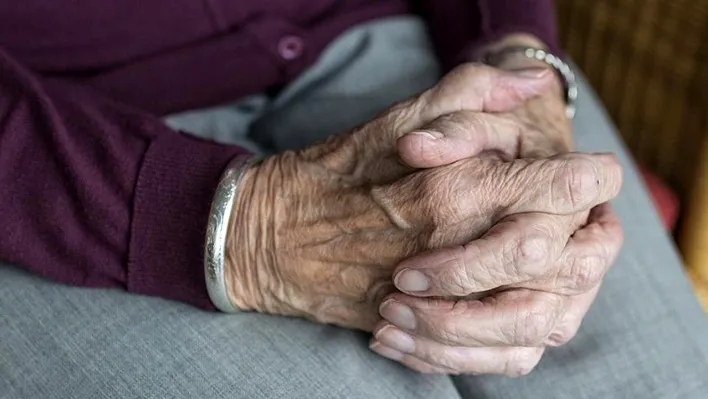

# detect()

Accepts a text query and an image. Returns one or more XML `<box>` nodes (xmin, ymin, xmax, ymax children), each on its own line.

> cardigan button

<box><xmin>278</xmin><ymin>35</ymin><xmax>304</xmax><ymax>60</ymax></box>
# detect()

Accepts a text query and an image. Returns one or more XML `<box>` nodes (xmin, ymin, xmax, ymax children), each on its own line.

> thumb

<box><xmin>313</xmin><ymin>65</ymin><xmax>553</xmax><ymax>180</ymax></box>
<box><xmin>394</xmin><ymin>65</ymin><xmax>554</xmax><ymax>168</ymax></box>
<box><xmin>364</xmin><ymin>64</ymin><xmax>553</xmax><ymax>153</ymax></box>
<box><xmin>422</xmin><ymin>64</ymin><xmax>554</xmax><ymax>117</ymax></box>
<box><xmin>398</xmin><ymin>111</ymin><xmax>523</xmax><ymax>168</ymax></box>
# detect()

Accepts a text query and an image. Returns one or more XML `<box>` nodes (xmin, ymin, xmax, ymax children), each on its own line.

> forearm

<box><xmin>476</xmin><ymin>33</ymin><xmax>565</xmax><ymax>97</ymax></box>
<box><xmin>0</xmin><ymin>48</ymin><xmax>247</xmax><ymax>308</ymax></box>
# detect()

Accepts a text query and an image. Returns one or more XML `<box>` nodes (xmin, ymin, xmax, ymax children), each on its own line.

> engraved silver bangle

<box><xmin>483</xmin><ymin>46</ymin><xmax>578</xmax><ymax>119</ymax></box>
<box><xmin>204</xmin><ymin>154</ymin><xmax>253</xmax><ymax>313</ymax></box>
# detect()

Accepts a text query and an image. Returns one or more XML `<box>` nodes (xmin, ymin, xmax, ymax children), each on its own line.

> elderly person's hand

<box><xmin>223</xmin><ymin>64</ymin><xmax>621</xmax><ymax>334</ymax></box>
<box><xmin>370</xmin><ymin>40</ymin><xmax>624</xmax><ymax>376</ymax></box>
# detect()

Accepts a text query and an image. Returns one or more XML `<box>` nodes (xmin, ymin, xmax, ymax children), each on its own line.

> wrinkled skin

<box><xmin>222</xmin><ymin>64</ymin><xmax>623</xmax><ymax>354</ymax></box>
<box><xmin>370</xmin><ymin>60</ymin><xmax>625</xmax><ymax>375</ymax></box>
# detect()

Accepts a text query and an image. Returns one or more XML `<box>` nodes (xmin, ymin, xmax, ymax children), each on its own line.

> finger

<box><xmin>369</xmin><ymin>340</ymin><xmax>458</xmax><ymax>374</ymax></box>
<box><xmin>398</xmin><ymin>85</ymin><xmax>577</xmax><ymax>170</ymax></box>
<box><xmin>495</xmin><ymin>152</ymin><xmax>624</xmax><ymax>216</ymax></box>
<box><xmin>393</xmin><ymin>204</ymin><xmax>620</xmax><ymax>298</ymax></box>
<box><xmin>509</xmin><ymin>92</ymin><xmax>574</xmax><ymax>158</ymax></box>
<box><xmin>393</xmin><ymin>212</ymin><xmax>585</xmax><ymax>296</ymax></box>
<box><xmin>423</xmin><ymin>64</ymin><xmax>555</xmax><ymax>115</ymax></box>
<box><xmin>559</xmin><ymin>203</ymin><xmax>624</xmax><ymax>291</ymax></box>
<box><xmin>374</xmin><ymin>152</ymin><xmax>622</xmax><ymax>249</ymax></box>
<box><xmin>371</xmin><ymin>324</ymin><xmax>544</xmax><ymax>376</ymax></box>
<box><xmin>343</xmin><ymin>65</ymin><xmax>555</xmax><ymax>163</ymax></box>
<box><xmin>515</xmin><ymin>203</ymin><xmax>623</xmax><ymax>295</ymax></box>
<box><xmin>397</xmin><ymin>111</ymin><xmax>524</xmax><ymax>168</ymax></box>
<box><xmin>387</xmin><ymin>64</ymin><xmax>553</xmax><ymax>145</ymax></box>
<box><xmin>306</xmin><ymin>64</ymin><xmax>555</xmax><ymax>185</ymax></box>
<box><xmin>545</xmin><ymin>284</ymin><xmax>600</xmax><ymax>347</ymax></box>
<box><xmin>379</xmin><ymin>290</ymin><xmax>567</xmax><ymax>348</ymax></box>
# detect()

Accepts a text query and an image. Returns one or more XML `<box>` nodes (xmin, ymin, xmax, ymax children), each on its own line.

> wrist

<box><xmin>499</xmin><ymin>60</ymin><xmax>564</xmax><ymax>100</ymax></box>
<box><xmin>478</xmin><ymin>36</ymin><xmax>576</xmax><ymax>119</ymax></box>
<box><xmin>478</xmin><ymin>34</ymin><xmax>564</xmax><ymax>97</ymax></box>
<box><xmin>493</xmin><ymin>61</ymin><xmax>563</xmax><ymax>102</ymax></box>
<box><xmin>224</xmin><ymin>159</ymin><xmax>278</xmax><ymax>312</ymax></box>
<box><xmin>479</xmin><ymin>36</ymin><xmax>573</xmax><ymax>153</ymax></box>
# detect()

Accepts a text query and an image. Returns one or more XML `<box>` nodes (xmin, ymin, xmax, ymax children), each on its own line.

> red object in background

<box><xmin>639</xmin><ymin>166</ymin><xmax>680</xmax><ymax>231</ymax></box>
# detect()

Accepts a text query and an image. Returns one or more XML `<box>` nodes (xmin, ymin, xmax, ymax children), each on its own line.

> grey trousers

<box><xmin>2</xmin><ymin>16</ymin><xmax>708</xmax><ymax>399</ymax></box>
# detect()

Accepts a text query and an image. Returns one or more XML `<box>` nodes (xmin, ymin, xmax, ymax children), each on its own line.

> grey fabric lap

<box><xmin>2</xmin><ymin>16</ymin><xmax>708</xmax><ymax>399</ymax></box>
<box><xmin>451</xmin><ymin>66</ymin><xmax>708</xmax><ymax>398</ymax></box>
<box><xmin>0</xmin><ymin>17</ymin><xmax>457</xmax><ymax>399</ymax></box>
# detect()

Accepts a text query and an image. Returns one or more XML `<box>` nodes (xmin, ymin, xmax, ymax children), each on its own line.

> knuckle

<box><xmin>553</xmin><ymin>158</ymin><xmax>600</xmax><ymax>210</ymax></box>
<box><xmin>516</xmin><ymin>234</ymin><xmax>551</xmax><ymax>264</ymax></box>
<box><xmin>505</xmin><ymin>232</ymin><xmax>552</xmax><ymax>279</ymax></box>
<box><xmin>514</xmin><ymin>293</ymin><xmax>563</xmax><ymax>345</ymax></box>
<box><xmin>565</xmin><ymin>254</ymin><xmax>605</xmax><ymax>292</ymax></box>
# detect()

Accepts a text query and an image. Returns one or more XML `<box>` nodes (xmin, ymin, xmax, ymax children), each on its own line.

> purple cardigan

<box><xmin>0</xmin><ymin>0</ymin><xmax>558</xmax><ymax>309</ymax></box>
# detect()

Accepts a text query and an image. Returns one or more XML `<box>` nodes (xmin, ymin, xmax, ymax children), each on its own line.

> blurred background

<box><xmin>554</xmin><ymin>0</ymin><xmax>708</xmax><ymax>308</ymax></box>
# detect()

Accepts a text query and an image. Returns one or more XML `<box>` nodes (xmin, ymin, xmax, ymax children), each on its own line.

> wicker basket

<box><xmin>555</xmin><ymin>0</ymin><xmax>708</xmax><ymax>306</ymax></box>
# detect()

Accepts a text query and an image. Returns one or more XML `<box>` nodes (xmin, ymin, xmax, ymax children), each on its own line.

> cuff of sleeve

<box><xmin>457</xmin><ymin>0</ymin><xmax>562</xmax><ymax>65</ymax></box>
<box><xmin>459</xmin><ymin>25</ymin><xmax>563</xmax><ymax>65</ymax></box>
<box><xmin>128</xmin><ymin>129</ymin><xmax>248</xmax><ymax>309</ymax></box>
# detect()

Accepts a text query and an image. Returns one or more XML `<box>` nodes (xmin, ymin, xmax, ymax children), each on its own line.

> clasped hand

<box><xmin>225</xmin><ymin>64</ymin><xmax>624</xmax><ymax>376</ymax></box>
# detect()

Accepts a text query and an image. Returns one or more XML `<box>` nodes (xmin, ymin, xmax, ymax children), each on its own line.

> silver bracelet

<box><xmin>483</xmin><ymin>46</ymin><xmax>578</xmax><ymax>119</ymax></box>
<box><xmin>204</xmin><ymin>154</ymin><xmax>254</xmax><ymax>313</ymax></box>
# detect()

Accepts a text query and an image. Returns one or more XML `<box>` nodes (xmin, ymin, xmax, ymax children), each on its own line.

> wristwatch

<box><xmin>482</xmin><ymin>46</ymin><xmax>578</xmax><ymax>119</ymax></box>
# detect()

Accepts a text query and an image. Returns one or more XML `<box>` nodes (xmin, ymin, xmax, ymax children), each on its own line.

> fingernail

<box><xmin>514</xmin><ymin>68</ymin><xmax>550</xmax><ymax>79</ymax></box>
<box><xmin>369</xmin><ymin>341</ymin><xmax>404</xmax><ymax>361</ymax></box>
<box><xmin>379</xmin><ymin>300</ymin><xmax>417</xmax><ymax>331</ymax></box>
<box><xmin>395</xmin><ymin>269</ymin><xmax>429</xmax><ymax>292</ymax></box>
<box><xmin>407</xmin><ymin>131</ymin><xmax>443</xmax><ymax>140</ymax></box>
<box><xmin>594</xmin><ymin>152</ymin><xmax>619</xmax><ymax>165</ymax></box>
<box><xmin>376</xmin><ymin>325</ymin><xmax>415</xmax><ymax>353</ymax></box>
